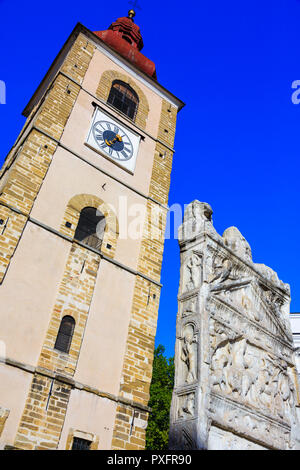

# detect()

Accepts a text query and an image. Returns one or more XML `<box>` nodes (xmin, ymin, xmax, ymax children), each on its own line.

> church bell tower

<box><xmin>0</xmin><ymin>11</ymin><xmax>184</xmax><ymax>450</ymax></box>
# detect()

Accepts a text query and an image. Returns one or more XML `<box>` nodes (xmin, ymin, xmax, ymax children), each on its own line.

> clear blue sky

<box><xmin>0</xmin><ymin>0</ymin><xmax>300</xmax><ymax>358</ymax></box>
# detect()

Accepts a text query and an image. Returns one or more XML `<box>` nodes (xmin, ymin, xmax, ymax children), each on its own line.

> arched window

<box><xmin>54</xmin><ymin>316</ymin><xmax>75</xmax><ymax>354</ymax></box>
<box><xmin>107</xmin><ymin>80</ymin><xmax>139</xmax><ymax>120</ymax></box>
<box><xmin>74</xmin><ymin>207</ymin><xmax>106</xmax><ymax>251</ymax></box>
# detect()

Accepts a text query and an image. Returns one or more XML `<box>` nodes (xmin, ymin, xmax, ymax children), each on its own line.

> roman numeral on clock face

<box><xmin>95</xmin><ymin>131</ymin><xmax>103</xmax><ymax>140</ymax></box>
<box><xmin>92</xmin><ymin>119</ymin><xmax>134</xmax><ymax>162</ymax></box>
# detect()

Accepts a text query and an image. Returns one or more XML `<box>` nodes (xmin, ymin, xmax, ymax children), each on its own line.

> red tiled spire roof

<box><xmin>94</xmin><ymin>10</ymin><xmax>157</xmax><ymax>79</ymax></box>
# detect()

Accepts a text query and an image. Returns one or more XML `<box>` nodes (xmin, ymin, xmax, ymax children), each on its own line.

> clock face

<box><xmin>86</xmin><ymin>108</ymin><xmax>140</xmax><ymax>173</ymax></box>
<box><xmin>92</xmin><ymin>120</ymin><xmax>134</xmax><ymax>162</ymax></box>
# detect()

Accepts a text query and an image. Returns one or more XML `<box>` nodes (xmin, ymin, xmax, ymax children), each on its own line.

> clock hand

<box><xmin>105</xmin><ymin>134</ymin><xmax>123</xmax><ymax>146</ymax></box>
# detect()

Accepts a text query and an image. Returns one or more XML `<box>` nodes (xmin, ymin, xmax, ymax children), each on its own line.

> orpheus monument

<box><xmin>169</xmin><ymin>201</ymin><xmax>300</xmax><ymax>450</ymax></box>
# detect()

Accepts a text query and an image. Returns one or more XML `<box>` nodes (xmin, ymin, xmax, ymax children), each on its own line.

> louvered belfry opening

<box><xmin>71</xmin><ymin>437</ymin><xmax>92</xmax><ymax>450</ymax></box>
<box><xmin>54</xmin><ymin>315</ymin><xmax>75</xmax><ymax>354</ymax></box>
<box><xmin>107</xmin><ymin>80</ymin><xmax>139</xmax><ymax>120</ymax></box>
<box><xmin>74</xmin><ymin>207</ymin><xmax>106</xmax><ymax>251</ymax></box>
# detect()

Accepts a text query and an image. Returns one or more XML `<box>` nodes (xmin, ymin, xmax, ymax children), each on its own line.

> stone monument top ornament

<box><xmin>170</xmin><ymin>201</ymin><xmax>300</xmax><ymax>450</ymax></box>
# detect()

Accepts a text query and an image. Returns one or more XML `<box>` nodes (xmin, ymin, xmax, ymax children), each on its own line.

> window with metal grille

<box><xmin>74</xmin><ymin>207</ymin><xmax>106</xmax><ymax>251</ymax></box>
<box><xmin>107</xmin><ymin>80</ymin><xmax>139</xmax><ymax>121</ymax></box>
<box><xmin>71</xmin><ymin>437</ymin><xmax>92</xmax><ymax>450</ymax></box>
<box><xmin>54</xmin><ymin>316</ymin><xmax>75</xmax><ymax>354</ymax></box>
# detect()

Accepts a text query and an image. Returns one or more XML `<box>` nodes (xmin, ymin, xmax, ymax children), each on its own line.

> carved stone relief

<box><xmin>181</xmin><ymin>428</ymin><xmax>196</xmax><ymax>450</ymax></box>
<box><xmin>208</xmin><ymin>425</ymin><xmax>267</xmax><ymax>450</ymax></box>
<box><xmin>178</xmin><ymin>201</ymin><xmax>217</xmax><ymax>242</ymax></box>
<box><xmin>181</xmin><ymin>297</ymin><xmax>197</xmax><ymax>317</ymax></box>
<box><xmin>180</xmin><ymin>324</ymin><xmax>197</xmax><ymax>384</ymax></box>
<box><xmin>223</xmin><ymin>226</ymin><xmax>252</xmax><ymax>262</ymax></box>
<box><xmin>178</xmin><ymin>393</ymin><xmax>195</xmax><ymax>419</ymax></box>
<box><xmin>170</xmin><ymin>200</ymin><xmax>300</xmax><ymax>450</ymax></box>
<box><xmin>209</xmin><ymin>257</ymin><xmax>236</xmax><ymax>285</ymax></box>
<box><xmin>183</xmin><ymin>254</ymin><xmax>202</xmax><ymax>293</ymax></box>
<box><xmin>210</xmin><ymin>333</ymin><xmax>296</xmax><ymax>423</ymax></box>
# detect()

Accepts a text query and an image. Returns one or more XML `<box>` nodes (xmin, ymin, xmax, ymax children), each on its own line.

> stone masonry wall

<box><xmin>0</xmin><ymin>34</ymin><xmax>95</xmax><ymax>285</ymax></box>
<box><xmin>0</xmin><ymin>33</ymin><xmax>96</xmax><ymax>449</ymax></box>
<box><xmin>14</xmin><ymin>375</ymin><xmax>72</xmax><ymax>450</ymax></box>
<box><xmin>0</xmin><ymin>407</ymin><xmax>9</xmax><ymax>438</ymax></box>
<box><xmin>0</xmin><ymin>29</ymin><xmax>179</xmax><ymax>450</ymax></box>
<box><xmin>111</xmin><ymin>100</ymin><xmax>178</xmax><ymax>450</ymax></box>
<box><xmin>0</xmin><ymin>131</ymin><xmax>57</xmax><ymax>283</ymax></box>
<box><xmin>14</xmin><ymin>243</ymin><xmax>100</xmax><ymax>450</ymax></box>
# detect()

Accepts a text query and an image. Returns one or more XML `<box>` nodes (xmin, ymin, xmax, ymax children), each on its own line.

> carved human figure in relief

<box><xmin>178</xmin><ymin>394</ymin><xmax>195</xmax><ymax>418</ymax></box>
<box><xmin>185</xmin><ymin>254</ymin><xmax>201</xmax><ymax>291</ymax></box>
<box><xmin>211</xmin><ymin>343</ymin><xmax>231</xmax><ymax>392</ymax></box>
<box><xmin>208</xmin><ymin>254</ymin><xmax>241</xmax><ymax>286</ymax></box>
<box><xmin>241</xmin><ymin>346</ymin><xmax>260</xmax><ymax>401</ymax></box>
<box><xmin>277</xmin><ymin>363</ymin><xmax>296</xmax><ymax>417</ymax></box>
<box><xmin>254</xmin><ymin>357</ymin><xmax>276</xmax><ymax>410</ymax></box>
<box><xmin>226</xmin><ymin>338</ymin><xmax>248</xmax><ymax>396</ymax></box>
<box><xmin>182</xmin><ymin>298</ymin><xmax>196</xmax><ymax>317</ymax></box>
<box><xmin>181</xmin><ymin>328</ymin><xmax>197</xmax><ymax>383</ymax></box>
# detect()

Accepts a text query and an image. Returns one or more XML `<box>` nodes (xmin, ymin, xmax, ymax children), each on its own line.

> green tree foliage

<box><xmin>145</xmin><ymin>345</ymin><xmax>174</xmax><ymax>450</ymax></box>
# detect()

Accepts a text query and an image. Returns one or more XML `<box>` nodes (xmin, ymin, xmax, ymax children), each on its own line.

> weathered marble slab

<box><xmin>169</xmin><ymin>201</ymin><xmax>300</xmax><ymax>450</ymax></box>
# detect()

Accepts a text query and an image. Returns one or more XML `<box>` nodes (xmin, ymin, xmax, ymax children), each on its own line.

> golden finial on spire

<box><xmin>128</xmin><ymin>9</ymin><xmax>136</xmax><ymax>19</ymax></box>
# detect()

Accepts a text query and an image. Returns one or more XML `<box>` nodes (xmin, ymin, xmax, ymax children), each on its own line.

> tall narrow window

<box><xmin>74</xmin><ymin>207</ymin><xmax>105</xmax><ymax>251</ymax></box>
<box><xmin>54</xmin><ymin>316</ymin><xmax>75</xmax><ymax>354</ymax></box>
<box><xmin>107</xmin><ymin>80</ymin><xmax>139</xmax><ymax>120</ymax></box>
